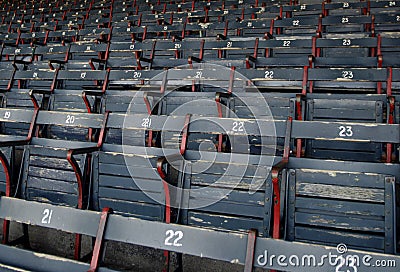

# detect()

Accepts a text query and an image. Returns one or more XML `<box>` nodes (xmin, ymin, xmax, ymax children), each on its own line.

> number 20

<box><xmin>66</xmin><ymin>115</ymin><xmax>75</xmax><ymax>124</ymax></box>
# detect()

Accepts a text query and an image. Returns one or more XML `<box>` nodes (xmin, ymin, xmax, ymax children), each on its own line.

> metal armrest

<box><xmin>215</xmin><ymin>92</ymin><xmax>233</xmax><ymax>102</ymax></box>
<box><xmin>13</xmin><ymin>59</ymin><xmax>31</xmax><ymax>65</ymax></box>
<box><xmin>67</xmin><ymin>145</ymin><xmax>100</xmax><ymax>156</ymax></box>
<box><xmin>48</xmin><ymin>59</ymin><xmax>67</xmax><ymax>64</ymax></box>
<box><xmin>216</xmin><ymin>34</ymin><xmax>227</xmax><ymax>40</ymax></box>
<box><xmin>270</xmin><ymin>117</ymin><xmax>292</xmax><ymax>239</ymax></box>
<box><xmin>95</xmin><ymin>38</ymin><xmax>110</xmax><ymax>43</ymax></box>
<box><xmin>89</xmin><ymin>58</ymin><xmax>107</xmax><ymax>70</ymax></box>
<box><xmin>29</xmin><ymin>88</ymin><xmax>52</xmax><ymax>108</ymax></box>
<box><xmin>0</xmin><ymin>138</ymin><xmax>30</xmax><ymax>147</ymax></box>
<box><xmin>90</xmin><ymin>58</ymin><xmax>106</xmax><ymax>64</ymax></box>
<box><xmin>172</xmin><ymin>35</ymin><xmax>182</xmax><ymax>41</ymax></box>
<box><xmin>82</xmin><ymin>90</ymin><xmax>104</xmax><ymax>96</ymax></box>
<box><xmin>157</xmin><ymin>153</ymin><xmax>184</xmax><ymax>179</ymax></box>
<box><xmin>308</xmin><ymin>54</ymin><xmax>315</xmax><ymax>65</ymax></box>
<box><xmin>140</xmin><ymin>56</ymin><xmax>153</xmax><ymax>63</ymax></box>
<box><xmin>246</xmin><ymin>54</ymin><xmax>257</xmax><ymax>63</ymax></box>
<box><xmin>265</xmin><ymin>32</ymin><xmax>274</xmax><ymax>40</ymax></box>
<box><xmin>133</xmin><ymin>36</ymin><xmax>143</xmax><ymax>42</ymax></box>
<box><xmin>29</xmin><ymin>88</ymin><xmax>52</xmax><ymax>95</ymax></box>
<box><xmin>48</xmin><ymin>59</ymin><xmax>66</xmax><ymax>70</ymax></box>
<box><xmin>188</xmin><ymin>55</ymin><xmax>202</xmax><ymax>63</ymax></box>
<box><xmin>4</xmin><ymin>43</ymin><xmax>18</xmax><ymax>47</ymax></box>
<box><xmin>31</xmin><ymin>41</ymin><xmax>47</xmax><ymax>46</ymax></box>
<box><xmin>82</xmin><ymin>90</ymin><xmax>104</xmax><ymax>113</ymax></box>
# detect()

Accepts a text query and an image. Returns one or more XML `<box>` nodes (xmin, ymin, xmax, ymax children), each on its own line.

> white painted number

<box><xmin>133</xmin><ymin>71</ymin><xmax>142</xmax><ymax>78</ymax></box>
<box><xmin>342</xmin><ymin>39</ymin><xmax>351</xmax><ymax>46</ymax></box>
<box><xmin>264</xmin><ymin>70</ymin><xmax>274</xmax><ymax>79</ymax></box>
<box><xmin>195</xmin><ymin>71</ymin><xmax>203</xmax><ymax>79</ymax></box>
<box><xmin>342</xmin><ymin>71</ymin><xmax>354</xmax><ymax>79</ymax></box>
<box><xmin>397</xmin><ymin>15</ymin><xmax>400</xmax><ymax>22</ymax></box>
<box><xmin>343</xmin><ymin>2</ymin><xmax>349</xmax><ymax>8</ymax></box>
<box><xmin>80</xmin><ymin>72</ymin><xmax>86</xmax><ymax>79</ymax></box>
<box><xmin>164</xmin><ymin>230</ymin><xmax>183</xmax><ymax>247</ymax></box>
<box><xmin>283</xmin><ymin>41</ymin><xmax>291</xmax><ymax>47</ymax></box>
<box><xmin>41</xmin><ymin>209</ymin><xmax>53</xmax><ymax>224</ymax></box>
<box><xmin>342</xmin><ymin>17</ymin><xmax>349</xmax><ymax>23</ymax></box>
<box><xmin>66</xmin><ymin>115</ymin><xmax>75</xmax><ymax>124</ymax></box>
<box><xmin>292</xmin><ymin>20</ymin><xmax>300</xmax><ymax>26</ymax></box>
<box><xmin>141</xmin><ymin>117</ymin><xmax>151</xmax><ymax>128</ymax></box>
<box><xmin>3</xmin><ymin>111</ymin><xmax>10</xmax><ymax>119</ymax></box>
<box><xmin>300</xmin><ymin>4</ymin><xmax>306</xmax><ymax>10</ymax></box>
<box><xmin>232</xmin><ymin>121</ymin><xmax>244</xmax><ymax>132</ymax></box>
<box><xmin>227</xmin><ymin>41</ymin><xmax>232</xmax><ymax>48</ymax></box>
<box><xmin>335</xmin><ymin>255</ymin><xmax>358</xmax><ymax>272</ymax></box>
<box><xmin>174</xmin><ymin>43</ymin><xmax>181</xmax><ymax>49</ymax></box>
<box><xmin>339</xmin><ymin>126</ymin><xmax>353</xmax><ymax>137</ymax></box>
<box><xmin>389</xmin><ymin>1</ymin><xmax>396</xmax><ymax>6</ymax></box>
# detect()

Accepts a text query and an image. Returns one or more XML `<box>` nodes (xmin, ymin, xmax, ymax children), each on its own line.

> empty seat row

<box><xmin>2</xmin><ymin>35</ymin><xmax>400</xmax><ymax>74</ymax></box>
<box><xmin>0</xmin><ymin>104</ymin><xmax>398</xmax><ymax>269</ymax></box>
<box><xmin>0</xmin><ymin>0</ymin><xmax>399</xmax><ymax>272</ymax></box>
